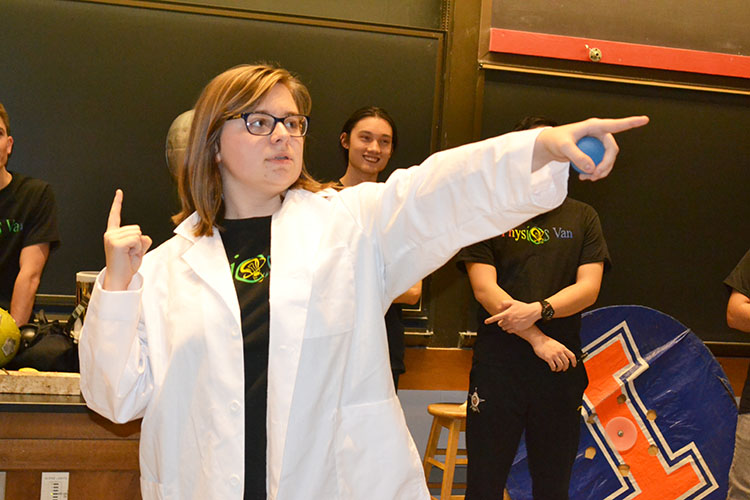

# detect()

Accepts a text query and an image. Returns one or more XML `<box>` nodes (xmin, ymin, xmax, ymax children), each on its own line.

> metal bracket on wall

<box><xmin>458</xmin><ymin>331</ymin><xmax>476</xmax><ymax>348</ymax></box>
<box><xmin>405</xmin><ymin>330</ymin><xmax>434</xmax><ymax>347</ymax></box>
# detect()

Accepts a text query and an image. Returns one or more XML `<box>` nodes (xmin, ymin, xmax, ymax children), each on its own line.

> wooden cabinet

<box><xmin>0</xmin><ymin>395</ymin><xmax>141</xmax><ymax>499</ymax></box>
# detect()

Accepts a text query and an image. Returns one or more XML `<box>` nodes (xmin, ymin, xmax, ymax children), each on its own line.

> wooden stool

<box><xmin>423</xmin><ymin>402</ymin><xmax>467</xmax><ymax>500</ymax></box>
<box><xmin>422</xmin><ymin>402</ymin><xmax>512</xmax><ymax>500</ymax></box>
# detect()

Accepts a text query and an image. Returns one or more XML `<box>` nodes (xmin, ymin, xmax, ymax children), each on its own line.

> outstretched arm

<box><xmin>351</xmin><ymin>115</ymin><xmax>648</xmax><ymax>302</ymax></box>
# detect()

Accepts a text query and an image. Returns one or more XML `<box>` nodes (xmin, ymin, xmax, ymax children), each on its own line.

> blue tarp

<box><xmin>506</xmin><ymin>305</ymin><xmax>736</xmax><ymax>500</ymax></box>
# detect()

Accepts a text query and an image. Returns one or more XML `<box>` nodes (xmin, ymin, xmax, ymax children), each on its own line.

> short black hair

<box><xmin>512</xmin><ymin>116</ymin><xmax>558</xmax><ymax>132</ymax></box>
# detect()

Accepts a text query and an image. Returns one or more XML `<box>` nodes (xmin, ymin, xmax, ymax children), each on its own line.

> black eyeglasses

<box><xmin>230</xmin><ymin>112</ymin><xmax>310</xmax><ymax>137</ymax></box>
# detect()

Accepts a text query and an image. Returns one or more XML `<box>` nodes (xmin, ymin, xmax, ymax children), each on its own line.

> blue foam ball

<box><xmin>571</xmin><ymin>136</ymin><xmax>605</xmax><ymax>174</ymax></box>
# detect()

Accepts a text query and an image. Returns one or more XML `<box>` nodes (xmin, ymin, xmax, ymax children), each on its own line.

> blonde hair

<box><xmin>172</xmin><ymin>64</ymin><xmax>329</xmax><ymax>236</ymax></box>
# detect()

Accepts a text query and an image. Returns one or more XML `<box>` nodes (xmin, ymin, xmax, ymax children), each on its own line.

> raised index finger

<box><xmin>107</xmin><ymin>189</ymin><xmax>123</xmax><ymax>230</ymax></box>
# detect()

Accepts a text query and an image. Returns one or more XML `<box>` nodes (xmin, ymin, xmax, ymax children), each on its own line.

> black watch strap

<box><xmin>539</xmin><ymin>299</ymin><xmax>554</xmax><ymax>322</ymax></box>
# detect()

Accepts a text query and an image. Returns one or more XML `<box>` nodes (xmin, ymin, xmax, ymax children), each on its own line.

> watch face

<box><xmin>542</xmin><ymin>301</ymin><xmax>554</xmax><ymax>320</ymax></box>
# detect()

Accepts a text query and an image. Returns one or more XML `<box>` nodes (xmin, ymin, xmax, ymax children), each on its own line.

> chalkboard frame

<box><xmin>488</xmin><ymin>28</ymin><xmax>750</xmax><ymax>80</ymax></box>
<box><xmin>479</xmin><ymin>0</ymin><xmax>750</xmax><ymax>94</ymax></box>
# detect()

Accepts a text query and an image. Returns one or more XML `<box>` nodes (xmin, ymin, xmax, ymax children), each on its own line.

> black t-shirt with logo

<box><xmin>220</xmin><ymin>216</ymin><xmax>272</xmax><ymax>500</ymax></box>
<box><xmin>456</xmin><ymin>198</ymin><xmax>610</xmax><ymax>366</ymax></box>
<box><xmin>725</xmin><ymin>249</ymin><xmax>750</xmax><ymax>414</ymax></box>
<box><xmin>0</xmin><ymin>172</ymin><xmax>60</xmax><ymax>309</ymax></box>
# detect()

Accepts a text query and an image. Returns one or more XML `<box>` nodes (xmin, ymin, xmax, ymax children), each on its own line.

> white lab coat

<box><xmin>79</xmin><ymin>128</ymin><xmax>569</xmax><ymax>499</ymax></box>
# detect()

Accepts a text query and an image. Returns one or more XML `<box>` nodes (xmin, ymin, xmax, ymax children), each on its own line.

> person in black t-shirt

<box><xmin>337</xmin><ymin>106</ymin><xmax>421</xmax><ymax>391</ymax></box>
<box><xmin>456</xmin><ymin>117</ymin><xmax>611</xmax><ymax>500</ymax></box>
<box><xmin>725</xmin><ymin>249</ymin><xmax>750</xmax><ymax>500</ymax></box>
<box><xmin>0</xmin><ymin>101</ymin><xmax>60</xmax><ymax>326</ymax></box>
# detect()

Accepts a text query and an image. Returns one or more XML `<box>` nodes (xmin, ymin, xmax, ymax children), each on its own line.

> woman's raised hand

<box><xmin>532</xmin><ymin>116</ymin><xmax>650</xmax><ymax>181</ymax></box>
<box><xmin>102</xmin><ymin>189</ymin><xmax>152</xmax><ymax>291</ymax></box>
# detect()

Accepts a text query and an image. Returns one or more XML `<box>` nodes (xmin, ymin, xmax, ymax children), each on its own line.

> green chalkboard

<box><xmin>3</xmin><ymin>0</ymin><xmax>441</xmax><ymax>297</ymax></box>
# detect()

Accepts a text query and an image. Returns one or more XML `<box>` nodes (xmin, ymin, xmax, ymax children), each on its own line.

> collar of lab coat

<box><xmin>173</xmin><ymin>212</ymin><xmax>242</xmax><ymax>332</ymax></box>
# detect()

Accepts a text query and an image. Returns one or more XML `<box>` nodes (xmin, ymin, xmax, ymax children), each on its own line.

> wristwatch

<box><xmin>539</xmin><ymin>300</ymin><xmax>555</xmax><ymax>322</ymax></box>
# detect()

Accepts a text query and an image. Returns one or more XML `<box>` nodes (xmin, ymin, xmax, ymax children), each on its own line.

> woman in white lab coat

<box><xmin>79</xmin><ymin>63</ymin><xmax>647</xmax><ymax>500</ymax></box>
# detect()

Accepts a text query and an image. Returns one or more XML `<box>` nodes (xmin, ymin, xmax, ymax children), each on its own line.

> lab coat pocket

<box><xmin>335</xmin><ymin>397</ymin><xmax>425</xmax><ymax>499</ymax></box>
<box><xmin>307</xmin><ymin>245</ymin><xmax>355</xmax><ymax>338</ymax></box>
<box><xmin>140</xmin><ymin>475</ymin><xmax>171</xmax><ymax>499</ymax></box>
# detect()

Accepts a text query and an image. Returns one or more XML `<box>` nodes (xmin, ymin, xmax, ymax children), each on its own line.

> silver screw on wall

<box><xmin>585</xmin><ymin>44</ymin><xmax>603</xmax><ymax>62</ymax></box>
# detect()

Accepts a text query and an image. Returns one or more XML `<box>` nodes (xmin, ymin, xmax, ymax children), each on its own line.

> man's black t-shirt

<box><xmin>0</xmin><ymin>172</ymin><xmax>60</xmax><ymax>309</ymax></box>
<box><xmin>725</xmin><ymin>249</ymin><xmax>750</xmax><ymax>414</ymax></box>
<box><xmin>456</xmin><ymin>198</ymin><xmax>610</xmax><ymax>366</ymax></box>
<box><xmin>220</xmin><ymin>216</ymin><xmax>272</xmax><ymax>500</ymax></box>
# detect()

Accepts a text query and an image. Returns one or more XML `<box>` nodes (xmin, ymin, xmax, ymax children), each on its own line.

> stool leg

<box><xmin>423</xmin><ymin>416</ymin><xmax>442</xmax><ymax>481</ymax></box>
<box><xmin>441</xmin><ymin>418</ymin><xmax>461</xmax><ymax>500</ymax></box>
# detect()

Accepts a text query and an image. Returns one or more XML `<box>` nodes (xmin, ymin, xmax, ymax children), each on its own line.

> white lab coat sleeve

<box><xmin>340</xmin><ymin>128</ymin><xmax>569</xmax><ymax>303</ymax></box>
<box><xmin>79</xmin><ymin>269</ymin><xmax>154</xmax><ymax>424</ymax></box>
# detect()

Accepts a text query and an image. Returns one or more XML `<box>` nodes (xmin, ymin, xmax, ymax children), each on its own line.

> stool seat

<box><xmin>427</xmin><ymin>402</ymin><xmax>468</xmax><ymax>420</ymax></box>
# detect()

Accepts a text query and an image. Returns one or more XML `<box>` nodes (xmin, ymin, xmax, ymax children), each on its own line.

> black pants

<box><xmin>465</xmin><ymin>360</ymin><xmax>588</xmax><ymax>500</ymax></box>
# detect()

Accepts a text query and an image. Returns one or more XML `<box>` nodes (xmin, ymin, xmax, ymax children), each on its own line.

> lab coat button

<box><xmin>230</xmin><ymin>400</ymin><xmax>241</xmax><ymax>413</ymax></box>
<box><xmin>230</xmin><ymin>474</ymin><xmax>240</xmax><ymax>487</ymax></box>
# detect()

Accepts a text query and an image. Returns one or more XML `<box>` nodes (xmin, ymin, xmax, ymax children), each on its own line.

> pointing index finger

<box><xmin>587</xmin><ymin>115</ymin><xmax>650</xmax><ymax>136</ymax></box>
<box><xmin>107</xmin><ymin>189</ymin><xmax>123</xmax><ymax>230</ymax></box>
